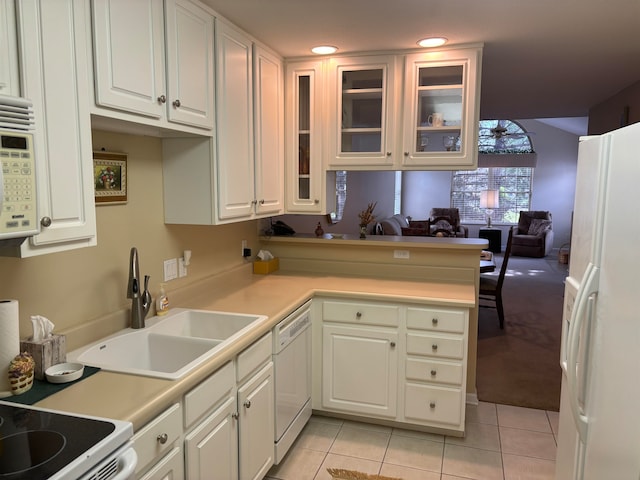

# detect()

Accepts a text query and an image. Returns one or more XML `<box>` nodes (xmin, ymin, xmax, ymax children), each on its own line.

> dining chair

<box><xmin>479</xmin><ymin>226</ymin><xmax>514</xmax><ymax>329</ymax></box>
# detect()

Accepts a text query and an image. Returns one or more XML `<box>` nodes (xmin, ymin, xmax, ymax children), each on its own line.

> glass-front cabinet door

<box><xmin>327</xmin><ymin>55</ymin><xmax>398</xmax><ymax>168</ymax></box>
<box><xmin>285</xmin><ymin>59</ymin><xmax>325</xmax><ymax>212</ymax></box>
<box><xmin>402</xmin><ymin>47</ymin><xmax>482</xmax><ymax>169</ymax></box>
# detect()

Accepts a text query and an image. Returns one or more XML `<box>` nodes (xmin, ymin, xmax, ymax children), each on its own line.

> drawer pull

<box><xmin>172</xmin><ymin>99</ymin><xmax>181</xmax><ymax>108</ymax></box>
<box><xmin>430</xmin><ymin>369</ymin><xmax>437</xmax><ymax>376</ymax></box>
<box><xmin>356</xmin><ymin>311</ymin><xmax>362</xmax><ymax>319</ymax></box>
<box><xmin>157</xmin><ymin>433</ymin><xmax>168</xmax><ymax>444</ymax></box>
<box><xmin>429</xmin><ymin>401</ymin><xmax>436</xmax><ymax>409</ymax></box>
<box><xmin>432</xmin><ymin>318</ymin><xmax>439</xmax><ymax>326</ymax></box>
<box><xmin>244</xmin><ymin>400</ymin><xmax>252</xmax><ymax>409</ymax></box>
<box><xmin>390</xmin><ymin>341</ymin><xmax>396</xmax><ymax>348</ymax></box>
<box><xmin>157</xmin><ymin>94</ymin><xmax>166</xmax><ymax>104</ymax></box>
<box><xmin>432</xmin><ymin>344</ymin><xmax>438</xmax><ymax>351</ymax></box>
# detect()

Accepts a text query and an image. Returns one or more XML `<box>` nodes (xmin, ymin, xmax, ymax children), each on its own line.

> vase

<box><xmin>359</xmin><ymin>225</ymin><xmax>367</xmax><ymax>239</ymax></box>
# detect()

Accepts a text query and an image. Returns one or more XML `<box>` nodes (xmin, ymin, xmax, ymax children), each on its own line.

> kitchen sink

<box><xmin>70</xmin><ymin>308</ymin><xmax>267</xmax><ymax>380</ymax></box>
<box><xmin>148</xmin><ymin>309</ymin><xmax>262</xmax><ymax>341</ymax></box>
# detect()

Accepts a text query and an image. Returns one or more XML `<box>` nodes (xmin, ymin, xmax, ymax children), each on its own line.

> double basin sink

<box><xmin>70</xmin><ymin>309</ymin><xmax>267</xmax><ymax>380</ymax></box>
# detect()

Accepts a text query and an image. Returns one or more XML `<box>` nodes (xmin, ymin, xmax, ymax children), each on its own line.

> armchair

<box><xmin>428</xmin><ymin>208</ymin><xmax>469</xmax><ymax>238</ymax></box>
<box><xmin>511</xmin><ymin>210</ymin><xmax>554</xmax><ymax>257</ymax></box>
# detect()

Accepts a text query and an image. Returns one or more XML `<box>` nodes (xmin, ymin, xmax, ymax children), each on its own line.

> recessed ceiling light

<box><xmin>311</xmin><ymin>45</ymin><xmax>338</xmax><ymax>55</ymax></box>
<box><xmin>417</xmin><ymin>37</ymin><xmax>448</xmax><ymax>48</ymax></box>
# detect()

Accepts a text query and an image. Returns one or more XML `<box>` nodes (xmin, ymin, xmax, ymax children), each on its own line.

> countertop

<box><xmin>35</xmin><ymin>269</ymin><xmax>476</xmax><ymax>430</ymax></box>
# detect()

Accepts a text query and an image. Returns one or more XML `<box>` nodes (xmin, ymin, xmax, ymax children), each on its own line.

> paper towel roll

<box><xmin>0</xmin><ymin>299</ymin><xmax>20</xmax><ymax>396</ymax></box>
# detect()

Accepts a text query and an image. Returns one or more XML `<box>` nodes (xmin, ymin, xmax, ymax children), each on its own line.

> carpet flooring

<box><xmin>476</xmin><ymin>253</ymin><xmax>568</xmax><ymax>412</ymax></box>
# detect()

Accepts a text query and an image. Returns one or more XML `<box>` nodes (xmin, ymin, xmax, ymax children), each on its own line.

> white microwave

<box><xmin>0</xmin><ymin>95</ymin><xmax>39</xmax><ymax>240</ymax></box>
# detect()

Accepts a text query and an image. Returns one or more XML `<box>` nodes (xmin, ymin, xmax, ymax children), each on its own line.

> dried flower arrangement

<box><xmin>358</xmin><ymin>202</ymin><xmax>377</xmax><ymax>227</ymax></box>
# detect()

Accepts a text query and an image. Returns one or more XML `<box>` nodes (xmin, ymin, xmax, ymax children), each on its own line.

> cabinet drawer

<box><xmin>405</xmin><ymin>358</ymin><xmax>463</xmax><ymax>386</ymax></box>
<box><xmin>184</xmin><ymin>361</ymin><xmax>235</xmax><ymax>429</ymax></box>
<box><xmin>407</xmin><ymin>306</ymin><xmax>466</xmax><ymax>333</ymax></box>
<box><xmin>404</xmin><ymin>383</ymin><xmax>463</xmax><ymax>427</ymax></box>
<box><xmin>134</xmin><ymin>403</ymin><xmax>183</xmax><ymax>475</ymax></box>
<box><xmin>322</xmin><ymin>300</ymin><xmax>400</xmax><ymax>327</ymax></box>
<box><xmin>237</xmin><ymin>332</ymin><xmax>272</xmax><ymax>383</ymax></box>
<box><xmin>406</xmin><ymin>333</ymin><xmax>464</xmax><ymax>360</ymax></box>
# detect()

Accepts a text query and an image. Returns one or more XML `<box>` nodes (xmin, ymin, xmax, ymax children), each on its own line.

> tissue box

<box><xmin>253</xmin><ymin>257</ymin><xmax>279</xmax><ymax>274</ymax></box>
<box><xmin>20</xmin><ymin>334</ymin><xmax>66</xmax><ymax>380</ymax></box>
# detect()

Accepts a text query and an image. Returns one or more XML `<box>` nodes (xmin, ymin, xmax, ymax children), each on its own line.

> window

<box><xmin>451</xmin><ymin>120</ymin><xmax>535</xmax><ymax>224</ymax></box>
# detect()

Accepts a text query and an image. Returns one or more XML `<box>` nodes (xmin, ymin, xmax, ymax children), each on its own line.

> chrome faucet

<box><xmin>127</xmin><ymin>247</ymin><xmax>152</xmax><ymax>329</ymax></box>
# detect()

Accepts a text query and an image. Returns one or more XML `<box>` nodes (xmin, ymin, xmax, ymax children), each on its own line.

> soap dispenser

<box><xmin>156</xmin><ymin>283</ymin><xmax>169</xmax><ymax>316</ymax></box>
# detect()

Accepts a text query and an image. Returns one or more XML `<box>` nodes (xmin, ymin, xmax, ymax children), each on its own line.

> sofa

<box><xmin>511</xmin><ymin>210</ymin><xmax>554</xmax><ymax>257</ymax></box>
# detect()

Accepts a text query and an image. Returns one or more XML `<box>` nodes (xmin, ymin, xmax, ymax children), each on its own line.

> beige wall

<box><xmin>0</xmin><ymin>130</ymin><xmax>259</xmax><ymax>349</ymax></box>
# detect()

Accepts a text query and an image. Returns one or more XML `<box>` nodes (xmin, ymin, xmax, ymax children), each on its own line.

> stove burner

<box><xmin>0</xmin><ymin>430</ymin><xmax>66</xmax><ymax>476</ymax></box>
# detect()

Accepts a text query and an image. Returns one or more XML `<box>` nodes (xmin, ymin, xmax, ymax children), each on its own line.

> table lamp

<box><xmin>480</xmin><ymin>189</ymin><xmax>499</xmax><ymax>227</ymax></box>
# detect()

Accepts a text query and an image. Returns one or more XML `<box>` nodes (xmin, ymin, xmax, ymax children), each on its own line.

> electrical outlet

<box><xmin>178</xmin><ymin>257</ymin><xmax>187</xmax><ymax>278</ymax></box>
<box><xmin>163</xmin><ymin>258</ymin><xmax>178</xmax><ymax>281</ymax></box>
<box><xmin>241</xmin><ymin>240</ymin><xmax>247</xmax><ymax>256</ymax></box>
<box><xmin>393</xmin><ymin>250</ymin><xmax>410</xmax><ymax>259</ymax></box>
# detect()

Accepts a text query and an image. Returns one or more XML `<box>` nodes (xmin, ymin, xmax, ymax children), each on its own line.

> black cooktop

<box><xmin>0</xmin><ymin>402</ymin><xmax>115</xmax><ymax>479</ymax></box>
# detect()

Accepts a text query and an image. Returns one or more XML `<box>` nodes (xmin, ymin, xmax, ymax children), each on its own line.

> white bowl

<box><xmin>45</xmin><ymin>362</ymin><xmax>84</xmax><ymax>384</ymax></box>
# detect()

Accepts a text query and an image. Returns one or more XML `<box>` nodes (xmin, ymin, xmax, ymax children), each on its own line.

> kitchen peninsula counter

<box><xmin>35</xmin><ymin>236</ymin><xmax>485</xmax><ymax>431</ymax></box>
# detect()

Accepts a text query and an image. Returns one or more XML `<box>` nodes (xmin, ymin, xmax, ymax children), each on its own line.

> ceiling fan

<box><xmin>481</xmin><ymin>125</ymin><xmax>536</xmax><ymax>139</ymax></box>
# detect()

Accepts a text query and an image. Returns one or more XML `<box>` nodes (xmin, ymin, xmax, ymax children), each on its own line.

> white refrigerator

<box><xmin>555</xmin><ymin>121</ymin><xmax>640</xmax><ymax>479</ymax></box>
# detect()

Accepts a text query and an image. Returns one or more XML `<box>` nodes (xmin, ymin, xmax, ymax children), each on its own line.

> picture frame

<box><xmin>93</xmin><ymin>151</ymin><xmax>127</xmax><ymax>204</ymax></box>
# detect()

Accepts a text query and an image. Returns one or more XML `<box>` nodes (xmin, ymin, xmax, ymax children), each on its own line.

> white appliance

<box><xmin>273</xmin><ymin>300</ymin><xmax>312</xmax><ymax>464</ymax></box>
<box><xmin>0</xmin><ymin>400</ymin><xmax>137</xmax><ymax>479</ymax></box>
<box><xmin>555</xmin><ymin>121</ymin><xmax>640</xmax><ymax>479</ymax></box>
<box><xmin>0</xmin><ymin>94</ymin><xmax>39</xmax><ymax>242</ymax></box>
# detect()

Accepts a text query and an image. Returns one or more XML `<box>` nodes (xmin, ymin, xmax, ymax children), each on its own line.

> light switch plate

<box><xmin>163</xmin><ymin>258</ymin><xmax>178</xmax><ymax>281</ymax></box>
<box><xmin>178</xmin><ymin>258</ymin><xmax>187</xmax><ymax>278</ymax></box>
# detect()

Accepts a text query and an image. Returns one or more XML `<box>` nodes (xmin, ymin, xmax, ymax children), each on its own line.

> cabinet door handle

<box><xmin>386</xmin><ymin>152</ymin><xmax>391</xmax><ymax>156</ymax></box>
<box><xmin>314</xmin><ymin>199</ymin><xmax>320</xmax><ymax>204</ymax></box>
<box><xmin>157</xmin><ymin>433</ymin><xmax>168</xmax><ymax>444</ymax></box>
<box><xmin>231</xmin><ymin>412</ymin><xmax>239</xmax><ymax>420</ymax></box>
<box><xmin>390</xmin><ymin>341</ymin><xmax>396</xmax><ymax>348</ymax></box>
<box><xmin>356</xmin><ymin>311</ymin><xmax>362</xmax><ymax>319</ymax></box>
<box><xmin>172</xmin><ymin>99</ymin><xmax>181</xmax><ymax>108</ymax></box>
<box><xmin>429</xmin><ymin>401</ymin><xmax>436</xmax><ymax>409</ymax></box>
<box><xmin>260</xmin><ymin>199</ymin><xmax>265</xmax><ymax>205</ymax></box>
<box><xmin>432</xmin><ymin>318</ymin><xmax>439</xmax><ymax>326</ymax></box>
<box><xmin>404</xmin><ymin>151</ymin><xmax>409</xmax><ymax>156</ymax></box>
<box><xmin>430</xmin><ymin>369</ymin><xmax>437</xmax><ymax>376</ymax></box>
<box><xmin>40</xmin><ymin>216</ymin><xmax>52</xmax><ymax>228</ymax></box>
<box><xmin>157</xmin><ymin>95</ymin><xmax>166</xmax><ymax>104</ymax></box>
<box><xmin>432</xmin><ymin>344</ymin><xmax>438</xmax><ymax>351</ymax></box>
<box><xmin>244</xmin><ymin>400</ymin><xmax>251</xmax><ymax>409</ymax></box>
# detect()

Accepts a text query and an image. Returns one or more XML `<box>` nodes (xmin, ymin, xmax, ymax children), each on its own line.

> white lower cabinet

<box><xmin>238</xmin><ymin>361</ymin><xmax>274</xmax><ymax>480</ymax></box>
<box><xmin>133</xmin><ymin>403</ymin><xmax>184</xmax><ymax>478</ymax></box>
<box><xmin>185</xmin><ymin>396</ymin><xmax>238</xmax><ymax>480</ymax></box>
<box><xmin>322</xmin><ymin>324</ymin><xmax>398</xmax><ymax>418</ymax></box>
<box><xmin>135</xmin><ymin>333</ymin><xmax>274</xmax><ymax>480</ymax></box>
<box><xmin>316</xmin><ymin>298</ymin><xmax>469</xmax><ymax>434</ymax></box>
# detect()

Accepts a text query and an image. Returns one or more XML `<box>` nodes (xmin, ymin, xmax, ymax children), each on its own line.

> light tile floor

<box><xmin>266</xmin><ymin>402</ymin><xmax>559</xmax><ymax>480</ymax></box>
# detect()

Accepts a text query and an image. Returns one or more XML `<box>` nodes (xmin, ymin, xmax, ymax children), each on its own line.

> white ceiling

<box><xmin>201</xmin><ymin>0</ymin><xmax>640</xmax><ymax>122</ymax></box>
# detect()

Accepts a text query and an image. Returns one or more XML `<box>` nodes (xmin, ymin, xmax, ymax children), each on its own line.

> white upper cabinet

<box><xmin>214</xmin><ymin>20</ymin><xmax>255</xmax><ymax>221</ymax></box>
<box><xmin>165</xmin><ymin>0</ymin><xmax>215</xmax><ymax>128</ymax></box>
<box><xmin>402</xmin><ymin>47</ymin><xmax>482</xmax><ymax>169</ymax></box>
<box><xmin>3</xmin><ymin>0</ymin><xmax>96</xmax><ymax>257</ymax></box>
<box><xmin>91</xmin><ymin>0</ymin><xmax>214</xmax><ymax>131</ymax></box>
<box><xmin>318</xmin><ymin>45</ymin><xmax>482</xmax><ymax>171</ymax></box>
<box><xmin>326</xmin><ymin>55</ymin><xmax>399</xmax><ymax>169</ymax></box>
<box><xmin>0</xmin><ymin>0</ymin><xmax>19</xmax><ymax>97</ymax></box>
<box><xmin>162</xmin><ymin>25</ymin><xmax>284</xmax><ymax>225</ymax></box>
<box><xmin>284</xmin><ymin>59</ymin><xmax>329</xmax><ymax>213</ymax></box>
<box><xmin>253</xmin><ymin>45</ymin><xmax>284</xmax><ymax>216</ymax></box>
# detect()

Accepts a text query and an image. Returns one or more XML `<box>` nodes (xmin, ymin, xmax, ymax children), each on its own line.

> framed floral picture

<box><xmin>93</xmin><ymin>151</ymin><xmax>127</xmax><ymax>204</ymax></box>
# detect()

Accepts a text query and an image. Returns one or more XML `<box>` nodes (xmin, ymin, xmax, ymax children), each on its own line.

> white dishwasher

<box><xmin>273</xmin><ymin>300</ymin><xmax>312</xmax><ymax>464</ymax></box>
